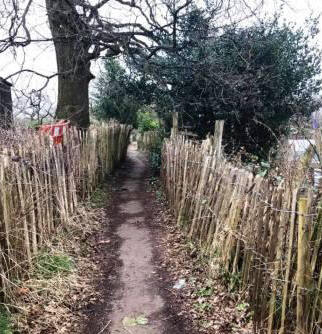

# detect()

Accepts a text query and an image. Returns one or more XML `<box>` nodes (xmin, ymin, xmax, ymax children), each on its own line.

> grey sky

<box><xmin>0</xmin><ymin>0</ymin><xmax>321</xmax><ymax>111</ymax></box>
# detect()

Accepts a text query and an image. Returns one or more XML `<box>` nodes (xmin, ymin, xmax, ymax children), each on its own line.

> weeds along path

<box><xmin>84</xmin><ymin>143</ymin><xmax>187</xmax><ymax>334</ymax></box>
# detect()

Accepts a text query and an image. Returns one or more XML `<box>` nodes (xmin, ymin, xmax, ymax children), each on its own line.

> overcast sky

<box><xmin>0</xmin><ymin>0</ymin><xmax>322</xmax><ymax>110</ymax></box>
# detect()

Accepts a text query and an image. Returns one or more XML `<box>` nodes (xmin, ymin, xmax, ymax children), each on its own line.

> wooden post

<box><xmin>296</xmin><ymin>195</ymin><xmax>308</xmax><ymax>334</ymax></box>
<box><xmin>172</xmin><ymin>112</ymin><xmax>178</xmax><ymax>137</ymax></box>
<box><xmin>279</xmin><ymin>188</ymin><xmax>298</xmax><ymax>334</ymax></box>
<box><xmin>214</xmin><ymin>120</ymin><xmax>224</xmax><ymax>159</ymax></box>
<box><xmin>14</xmin><ymin>149</ymin><xmax>32</xmax><ymax>264</ymax></box>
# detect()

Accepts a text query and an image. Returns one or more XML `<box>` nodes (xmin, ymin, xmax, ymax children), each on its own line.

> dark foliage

<box><xmin>141</xmin><ymin>10</ymin><xmax>322</xmax><ymax>157</ymax></box>
<box><xmin>92</xmin><ymin>59</ymin><xmax>156</xmax><ymax>126</ymax></box>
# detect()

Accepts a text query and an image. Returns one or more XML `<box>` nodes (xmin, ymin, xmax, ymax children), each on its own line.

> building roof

<box><xmin>0</xmin><ymin>77</ymin><xmax>12</xmax><ymax>87</ymax></box>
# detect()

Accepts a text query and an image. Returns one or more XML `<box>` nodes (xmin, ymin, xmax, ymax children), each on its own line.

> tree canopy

<box><xmin>91</xmin><ymin>5</ymin><xmax>322</xmax><ymax>158</ymax></box>
<box><xmin>133</xmin><ymin>11</ymin><xmax>322</xmax><ymax>157</ymax></box>
<box><xmin>92</xmin><ymin>59</ymin><xmax>156</xmax><ymax>126</ymax></box>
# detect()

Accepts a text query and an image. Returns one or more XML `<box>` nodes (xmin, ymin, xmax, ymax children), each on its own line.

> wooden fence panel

<box><xmin>137</xmin><ymin>131</ymin><xmax>160</xmax><ymax>152</ymax></box>
<box><xmin>0</xmin><ymin>122</ymin><xmax>131</xmax><ymax>297</ymax></box>
<box><xmin>162</xmin><ymin>134</ymin><xmax>322</xmax><ymax>333</ymax></box>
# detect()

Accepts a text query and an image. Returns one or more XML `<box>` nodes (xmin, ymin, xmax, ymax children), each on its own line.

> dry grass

<box><xmin>9</xmin><ymin>205</ymin><xmax>105</xmax><ymax>333</ymax></box>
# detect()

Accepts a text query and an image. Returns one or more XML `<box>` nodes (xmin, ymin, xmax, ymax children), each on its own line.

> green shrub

<box><xmin>35</xmin><ymin>252</ymin><xmax>74</xmax><ymax>279</ymax></box>
<box><xmin>137</xmin><ymin>110</ymin><xmax>160</xmax><ymax>133</ymax></box>
<box><xmin>149</xmin><ymin>146</ymin><xmax>162</xmax><ymax>174</ymax></box>
<box><xmin>221</xmin><ymin>270</ymin><xmax>242</xmax><ymax>292</ymax></box>
<box><xmin>148</xmin><ymin>136</ymin><xmax>164</xmax><ymax>175</ymax></box>
<box><xmin>0</xmin><ymin>309</ymin><xmax>12</xmax><ymax>334</ymax></box>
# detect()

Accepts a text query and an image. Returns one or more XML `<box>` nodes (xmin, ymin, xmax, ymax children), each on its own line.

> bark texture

<box><xmin>45</xmin><ymin>0</ymin><xmax>93</xmax><ymax>128</ymax></box>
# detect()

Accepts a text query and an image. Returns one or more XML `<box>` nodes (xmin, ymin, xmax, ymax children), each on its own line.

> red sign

<box><xmin>39</xmin><ymin>120</ymin><xmax>70</xmax><ymax>145</ymax></box>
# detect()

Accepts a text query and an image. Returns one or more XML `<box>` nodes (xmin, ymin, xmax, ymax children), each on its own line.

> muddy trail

<box><xmin>84</xmin><ymin>143</ymin><xmax>190</xmax><ymax>334</ymax></box>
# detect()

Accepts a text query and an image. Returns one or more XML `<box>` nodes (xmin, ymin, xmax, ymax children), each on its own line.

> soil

<box><xmin>84</xmin><ymin>143</ymin><xmax>192</xmax><ymax>334</ymax></box>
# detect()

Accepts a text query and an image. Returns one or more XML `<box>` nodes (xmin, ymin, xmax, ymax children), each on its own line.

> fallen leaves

<box><xmin>10</xmin><ymin>207</ymin><xmax>106</xmax><ymax>334</ymax></box>
<box><xmin>16</xmin><ymin>287</ymin><xmax>30</xmax><ymax>296</ymax></box>
<box><xmin>154</xmin><ymin>205</ymin><xmax>253</xmax><ymax>334</ymax></box>
<box><xmin>122</xmin><ymin>314</ymin><xmax>149</xmax><ymax>327</ymax></box>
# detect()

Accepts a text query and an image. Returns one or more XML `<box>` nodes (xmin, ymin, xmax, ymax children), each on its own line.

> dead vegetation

<box><xmin>10</xmin><ymin>207</ymin><xmax>103</xmax><ymax>333</ymax></box>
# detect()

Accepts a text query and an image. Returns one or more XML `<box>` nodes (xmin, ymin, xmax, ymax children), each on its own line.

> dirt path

<box><xmin>84</xmin><ymin>143</ymin><xmax>187</xmax><ymax>334</ymax></box>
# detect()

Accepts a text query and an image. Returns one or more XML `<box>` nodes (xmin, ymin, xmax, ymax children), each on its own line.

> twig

<box><xmin>97</xmin><ymin>320</ymin><xmax>111</xmax><ymax>334</ymax></box>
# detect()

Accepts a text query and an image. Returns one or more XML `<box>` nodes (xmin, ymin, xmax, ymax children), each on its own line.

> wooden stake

<box><xmin>172</xmin><ymin>112</ymin><xmax>178</xmax><ymax>137</ymax></box>
<box><xmin>214</xmin><ymin>120</ymin><xmax>224</xmax><ymax>160</ymax></box>
<box><xmin>296</xmin><ymin>195</ymin><xmax>309</xmax><ymax>334</ymax></box>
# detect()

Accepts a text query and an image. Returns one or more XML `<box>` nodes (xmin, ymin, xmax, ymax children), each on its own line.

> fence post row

<box><xmin>161</xmin><ymin>121</ymin><xmax>322</xmax><ymax>333</ymax></box>
<box><xmin>0</xmin><ymin>122</ymin><xmax>131</xmax><ymax>297</ymax></box>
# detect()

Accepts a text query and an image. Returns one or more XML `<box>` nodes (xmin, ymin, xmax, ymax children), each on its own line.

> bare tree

<box><xmin>12</xmin><ymin>89</ymin><xmax>54</xmax><ymax>125</ymax></box>
<box><xmin>0</xmin><ymin>0</ymin><xmax>266</xmax><ymax>127</ymax></box>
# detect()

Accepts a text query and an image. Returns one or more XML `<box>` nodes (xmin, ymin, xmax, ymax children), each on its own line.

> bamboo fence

<box><xmin>137</xmin><ymin>131</ymin><xmax>160</xmax><ymax>151</ymax></box>
<box><xmin>0</xmin><ymin>122</ymin><xmax>131</xmax><ymax>297</ymax></box>
<box><xmin>162</xmin><ymin>132</ymin><xmax>322</xmax><ymax>334</ymax></box>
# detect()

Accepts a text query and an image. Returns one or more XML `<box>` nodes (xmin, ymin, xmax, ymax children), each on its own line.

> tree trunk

<box><xmin>56</xmin><ymin>60</ymin><xmax>92</xmax><ymax>128</ymax></box>
<box><xmin>45</xmin><ymin>0</ymin><xmax>93</xmax><ymax>128</ymax></box>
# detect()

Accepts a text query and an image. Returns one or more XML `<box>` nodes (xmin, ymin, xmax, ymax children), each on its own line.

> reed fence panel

<box><xmin>137</xmin><ymin>131</ymin><xmax>159</xmax><ymax>151</ymax></box>
<box><xmin>162</xmin><ymin>134</ymin><xmax>322</xmax><ymax>334</ymax></box>
<box><xmin>0</xmin><ymin>122</ymin><xmax>131</xmax><ymax>296</ymax></box>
